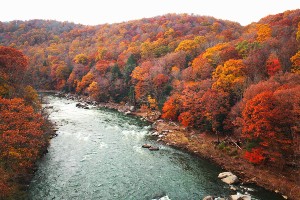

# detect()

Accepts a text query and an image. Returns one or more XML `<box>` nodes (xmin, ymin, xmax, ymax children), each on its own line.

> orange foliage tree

<box><xmin>162</xmin><ymin>94</ymin><xmax>182</xmax><ymax>121</ymax></box>
<box><xmin>87</xmin><ymin>81</ymin><xmax>100</xmax><ymax>101</ymax></box>
<box><xmin>256</xmin><ymin>24</ymin><xmax>272</xmax><ymax>42</ymax></box>
<box><xmin>76</xmin><ymin>72</ymin><xmax>94</xmax><ymax>94</ymax></box>
<box><xmin>0</xmin><ymin>97</ymin><xmax>46</xmax><ymax>172</ymax></box>
<box><xmin>130</xmin><ymin>62</ymin><xmax>151</xmax><ymax>101</ymax></box>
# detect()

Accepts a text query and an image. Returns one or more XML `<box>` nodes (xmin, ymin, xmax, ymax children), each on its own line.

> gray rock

<box><xmin>218</xmin><ymin>172</ymin><xmax>234</xmax><ymax>179</ymax></box>
<box><xmin>151</xmin><ymin>131</ymin><xmax>159</xmax><ymax>136</ymax></box>
<box><xmin>124</xmin><ymin>111</ymin><xmax>131</xmax><ymax>115</ymax></box>
<box><xmin>230</xmin><ymin>186</ymin><xmax>237</xmax><ymax>191</ymax></box>
<box><xmin>129</xmin><ymin>106</ymin><xmax>135</xmax><ymax>111</ymax></box>
<box><xmin>222</xmin><ymin>175</ymin><xmax>238</xmax><ymax>184</ymax></box>
<box><xmin>158</xmin><ymin>195</ymin><xmax>170</xmax><ymax>200</ymax></box>
<box><xmin>230</xmin><ymin>194</ymin><xmax>251</xmax><ymax>200</ymax></box>
<box><xmin>218</xmin><ymin>172</ymin><xmax>238</xmax><ymax>184</ymax></box>
<box><xmin>203</xmin><ymin>196</ymin><xmax>214</xmax><ymax>200</ymax></box>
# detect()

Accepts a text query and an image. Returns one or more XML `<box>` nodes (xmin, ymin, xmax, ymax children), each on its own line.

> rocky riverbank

<box><xmin>57</xmin><ymin>93</ymin><xmax>299</xmax><ymax>200</ymax></box>
<box><xmin>151</xmin><ymin>119</ymin><xmax>299</xmax><ymax>200</ymax></box>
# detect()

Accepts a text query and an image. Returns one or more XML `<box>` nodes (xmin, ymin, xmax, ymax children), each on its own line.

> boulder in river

<box><xmin>125</xmin><ymin>111</ymin><xmax>134</xmax><ymax>115</ymax></box>
<box><xmin>218</xmin><ymin>172</ymin><xmax>233</xmax><ymax>179</ymax></box>
<box><xmin>203</xmin><ymin>196</ymin><xmax>214</xmax><ymax>200</ymax></box>
<box><xmin>156</xmin><ymin>195</ymin><xmax>170</xmax><ymax>200</ymax></box>
<box><xmin>149</xmin><ymin>146</ymin><xmax>159</xmax><ymax>151</ymax></box>
<box><xmin>222</xmin><ymin>175</ymin><xmax>238</xmax><ymax>184</ymax></box>
<box><xmin>229</xmin><ymin>193</ymin><xmax>251</xmax><ymax>200</ymax></box>
<box><xmin>230</xmin><ymin>185</ymin><xmax>237</xmax><ymax>191</ymax></box>
<box><xmin>142</xmin><ymin>144</ymin><xmax>151</xmax><ymax>148</ymax></box>
<box><xmin>218</xmin><ymin>172</ymin><xmax>238</xmax><ymax>184</ymax></box>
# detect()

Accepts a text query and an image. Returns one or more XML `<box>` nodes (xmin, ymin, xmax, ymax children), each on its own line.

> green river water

<box><xmin>28</xmin><ymin>96</ymin><xmax>284</xmax><ymax>200</ymax></box>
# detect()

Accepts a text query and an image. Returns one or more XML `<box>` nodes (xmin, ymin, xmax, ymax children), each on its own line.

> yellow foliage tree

<box><xmin>175</xmin><ymin>39</ymin><xmax>197</xmax><ymax>53</ymax></box>
<box><xmin>290</xmin><ymin>51</ymin><xmax>300</xmax><ymax>74</ymax></box>
<box><xmin>147</xmin><ymin>95</ymin><xmax>158</xmax><ymax>110</ymax></box>
<box><xmin>87</xmin><ymin>81</ymin><xmax>100</xmax><ymax>101</ymax></box>
<box><xmin>202</xmin><ymin>43</ymin><xmax>228</xmax><ymax>67</ymax></box>
<box><xmin>73</xmin><ymin>54</ymin><xmax>88</xmax><ymax>65</ymax></box>
<box><xmin>212</xmin><ymin>59</ymin><xmax>246</xmax><ymax>96</ymax></box>
<box><xmin>23</xmin><ymin>85</ymin><xmax>40</xmax><ymax>110</ymax></box>
<box><xmin>296</xmin><ymin>22</ymin><xmax>300</xmax><ymax>42</ymax></box>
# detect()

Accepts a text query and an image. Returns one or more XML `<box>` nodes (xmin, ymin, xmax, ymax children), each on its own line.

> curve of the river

<box><xmin>28</xmin><ymin>95</ymin><xmax>284</xmax><ymax>200</ymax></box>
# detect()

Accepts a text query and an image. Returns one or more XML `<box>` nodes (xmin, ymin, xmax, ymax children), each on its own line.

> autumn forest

<box><xmin>0</xmin><ymin>9</ymin><xmax>300</xmax><ymax>199</ymax></box>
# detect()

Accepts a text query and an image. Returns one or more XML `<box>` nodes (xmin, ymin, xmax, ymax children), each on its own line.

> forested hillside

<box><xmin>0</xmin><ymin>9</ymin><xmax>299</xmax><ymax>178</ymax></box>
<box><xmin>0</xmin><ymin>46</ymin><xmax>50</xmax><ymax>198</ymax></box>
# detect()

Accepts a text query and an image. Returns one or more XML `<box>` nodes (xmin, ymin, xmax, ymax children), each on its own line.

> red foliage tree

<box><xmin>162</xmin><ymin>94</ymin><xmax>182</xmax><ymax>121</ymax></box>
<box><xmin>244</xmin><ymin>148</ymin><xmax>265</xmax><ymax>164</ymax></box>
<box><xmin>266</xmin><ymin>53</ymin><xmax>281</xmax><ymax>76</ymax></box>
<box><xmin>242</xmin><ymin>89</ymin><xmax>297</xmax><ymax>165</ymax></box>
<box><xmin>0</xmin><ymin>46</ymin><xmax>28</xmax><ymax>97</ymax></box>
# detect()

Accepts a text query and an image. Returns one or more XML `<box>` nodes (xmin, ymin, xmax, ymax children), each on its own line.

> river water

<box><xmin>28</xmin><ymin>96</ymin><xmax>284</xmax><ymax>200</ymax></box>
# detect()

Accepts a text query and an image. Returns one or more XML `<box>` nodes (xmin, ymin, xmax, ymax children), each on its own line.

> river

<box><xmin>28</xmin><ymin>95</ymin><xmax>284</xmax><ymax>200</ymax></box>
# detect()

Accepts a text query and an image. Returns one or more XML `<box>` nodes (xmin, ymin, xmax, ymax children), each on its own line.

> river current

<box><xmin>28</xmin><ymin>95</ymin><xmax>283</xmax><ymax>200</ymax></box>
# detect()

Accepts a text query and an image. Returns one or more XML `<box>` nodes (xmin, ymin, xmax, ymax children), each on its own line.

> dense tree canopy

<box><xmin>0</xmin><ymin>9</ymin><xmax>299</xmax><ymax>169</ymax></box>
<box><xmin>0</xmin><ymin>46</ymin><xmax>48</xmax><ymax>198</ymax></box>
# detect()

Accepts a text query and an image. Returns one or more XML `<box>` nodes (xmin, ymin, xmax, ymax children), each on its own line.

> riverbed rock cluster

<box><xmin>202</xmin><ymin>172</ymin><xmax>252</xmax><ymax>200</ymax></box>
<box><xmin>203</xmin><ymin>193</ymin><xmax>251</xmax><ymax>200</ymax></box>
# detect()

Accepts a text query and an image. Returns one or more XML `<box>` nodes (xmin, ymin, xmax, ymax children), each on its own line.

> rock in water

<box><xmin>142</xmin><ymin>144</ymin><xmax>151</xmax><ymax>148</ymax></box>
<box><xmin>152</xmin><ymin>195</ymin><xmax>171</xmax><ymax>200</ymax></box>
<box><xmin>149</xmin><ymin>146</ymin><xmax>159</xmax><ymax>151</ymax></box>
<box><xmin>124</xmin><ymin>111</ymin><xmax>131</xmax><ymax>115</ymax></box>
<box><xmin>222</xmin><ymin>175</ymin><xmax>238</xmax><ymax>184</ymax></box>
<box><xmin>218</xmin><ymin>172</ymin><xmax>239</xmax><ymax>184</ymax></box>
<box><xmin>230</xmin><ymin>186</ymin><xmax>237</xmax><ymax>191</ymax></box>
<box><xmin>230</xmin><ymin>194</ymin><xmax>251</xmax><ymax>200</ymax></box>
<box><xmin>159</xmin><ymin>195</ymin><xmax>171</xmax><ymax>200</ymax></box>
<box><xmin>218</xmin><ymin>172</ymin><xmax>234</xmax><ymax>179</ymax></box>
<box><xmin>203</xmin><ymin>196</ymin><xmax>214</xmax><ymax>200</ymax></box>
